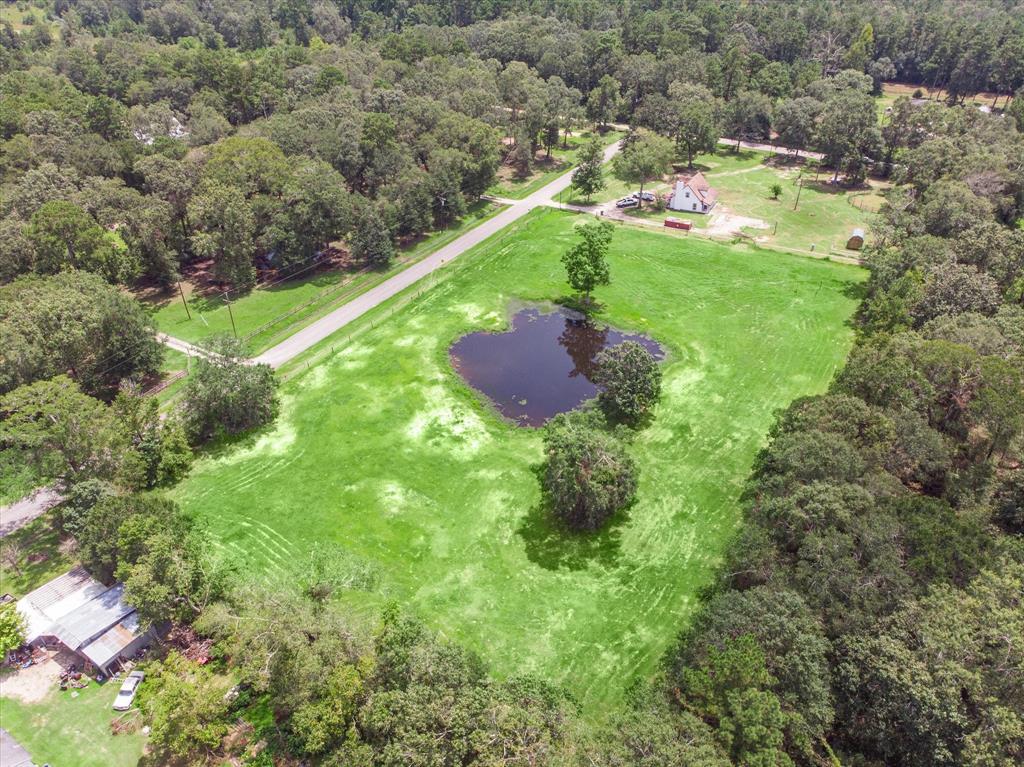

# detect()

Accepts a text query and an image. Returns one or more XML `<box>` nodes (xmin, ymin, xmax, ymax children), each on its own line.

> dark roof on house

<box><xmin>677</xmin><ymin>172</ymin><xmax>718</xmax><ymax>205</ymax></box>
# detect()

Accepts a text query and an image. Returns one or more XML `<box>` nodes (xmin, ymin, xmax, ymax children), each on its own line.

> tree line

<box><xmin>1</xmin><ymin>0</ymin><xmax>1023</xmax><ymax>765</ymax></box>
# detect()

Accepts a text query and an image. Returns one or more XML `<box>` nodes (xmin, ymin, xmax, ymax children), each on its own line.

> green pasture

<box><xmin>488</xmin><ymin>129</ymin><xmax>624</xmax><ymax>200</ymax></box>
<box><xmin>174</xmin><ymin>208</ymin><xmax>864</xmax><ymax>713</ymax></box>
<box><xmin>0</xmin><ymin>679</ymin><xmax>147</xmax><ymax>767</ymax></box>
<box><xmin>147</xmin><ymin>201</ymin><xmax>504</xmax><ymax>353</ymax></box>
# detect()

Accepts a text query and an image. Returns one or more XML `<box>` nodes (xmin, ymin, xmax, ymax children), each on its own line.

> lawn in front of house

<box><xmin>146</xmin><ymin>201</ymin><xmax>505</xmax><ymax>354</ymax></box>
<box><xmin>0</xmin><ymin>678</ymin><xmax>147</xmax><ymax>767</ymax></box>
<box><xmin>487</xmin><ymin>129</ymin><xmax>624</xmax><ymax>200</ymax></box>
<box><xmin>174</xmin><ymin>207</ymin><xmax>864</xmax><ymax>714</ymax></box>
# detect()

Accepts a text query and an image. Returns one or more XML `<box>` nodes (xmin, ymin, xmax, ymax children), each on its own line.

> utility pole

<box><xmin>793</xmin><ymin>180</ymin><xmax>803</xmax><ymax>212</ymax></box>
<box><xmin>177</xmin><ymin>281</ymin><xmax>191</xmax><ymax>319</ymax></box>
<box><xmin>225</xmin><ymin>292</ymin><xmax>237</xmax><ymax>338</ymax></box>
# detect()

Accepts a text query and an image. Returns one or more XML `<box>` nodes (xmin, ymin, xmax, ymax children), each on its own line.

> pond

<box><xmin>450</xmin><ymin>305</ymin><xmax>664</xmax><ymax>427</ymax></box>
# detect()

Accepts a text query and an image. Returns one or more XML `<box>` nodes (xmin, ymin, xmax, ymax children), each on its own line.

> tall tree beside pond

<box><xmin>593</xmin><ymin>341</ymin><xmax>662</xmax><ymax>424</ymax></box>
<box><xmin>541</xmin><ymin>412</ymin><xmax>638</xmax><ymax>531</ymax></box>
<box><xmin>561</xmin><ymin>219</ymin><xmax>614</xmax><ymax>303</ymax></box>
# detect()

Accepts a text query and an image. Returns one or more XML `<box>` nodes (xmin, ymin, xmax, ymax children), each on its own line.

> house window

<box><xmin>685</xmin><ymin>191</ymin><xmax>690</xmax><ymax>198</ymax></box>
<box><xmin>692</xmin><ymin>203</ymin><xmax>697</xmax><ymax>211</ymax></box>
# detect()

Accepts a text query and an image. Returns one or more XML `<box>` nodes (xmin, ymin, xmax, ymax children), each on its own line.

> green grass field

<box><xmin>0</xmin><ymin>679</ymin><xmax>146</xmax><ymax>767</ymax></box>
<box><xmin>488</xmin><ymin>130</ymin><xmax>623</xmax><ymax>200</ymax></box>
<box><xmin>148</xmin><ymin>201</ymin><xmax>505</xmax><ymax>353</ymax></box>
<box><xmin>174</xmin><ymin>208</ymin><xmax>864</xmax><ymax>713</ymax></box>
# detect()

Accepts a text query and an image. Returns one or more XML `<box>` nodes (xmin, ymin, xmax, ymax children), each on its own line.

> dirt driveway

<box><xmin>0</xmin><ymin>649</ymin><xmax>79</xmax><ymax>704</ymax></box>
<box><xmin>704</xmin><ymin>207</ymin><xmax>771</xmax><ymax>239</ymax></box>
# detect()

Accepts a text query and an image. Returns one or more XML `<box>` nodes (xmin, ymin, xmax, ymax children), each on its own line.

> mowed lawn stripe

<box><xmin>175</xmin><ymin>208</ymin><xmax>864</xmax><ymax>714</ymax></box>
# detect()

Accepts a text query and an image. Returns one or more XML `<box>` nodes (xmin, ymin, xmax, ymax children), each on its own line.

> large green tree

<box><xmin>26</xmin><ymin>200</ymin><xmax>137</xmax><ymax>283</ymax></box>
<box><xmin>0</xmin><ymin>271</ymin><xmax>163</xmax><ymax>397</ymax></box>
<box><xmin>571</xmin><ymin>137</ymin><xmax>606</xmax><ymax>201</ymax></box>
<box><xmin>814</xmin><ymin>89</ymin><xmax>881</xmax><ymax>182</ymax></box>
<box><xmin>593</xmin><ymin>341</ymin><xmax>663</xmax><ymax>424</ymax></box>
<box><xmin>670</xmin><ymin>82</ymin><xmax>720</xmax><ymax>167</ymax></box>
<box><xmin>610</xmin><ymin>131</ymin><xmax>674</xmax><ymax>209</ymax></box>
<box><xmin>561</xmin><ymin>219</ymin><xmax>614</xmax><ymax>302</ymax></box>
<box><xmin>541</xmin><ymin>412</ymin><xmax>638</xmax><ymax>531</ymax></box>
<box><xmin>178</xmin><ymin>336</ymin><xmax>278</xmax><ymax>443</ymax></box>
<box><xmin>0</xmin><ymin>376</ymin><xmax>127</xmax><ymax>488</ymax></box>
<box><xmin>188</xmin><ymin>183</ymin><xmax>257</xmax><ymax>289</ymax></box>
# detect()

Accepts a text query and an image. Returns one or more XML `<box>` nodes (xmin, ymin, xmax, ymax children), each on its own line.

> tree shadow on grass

<box><xmin>841</xmin><ymin>280</ymin><xmax>869</xmax><ymax>329</ymax></box>
<box><xmin>517</xmin><ymin>499</ymin><xmax>627</xmax><ymax>572</ymax></box>
<box><xmin>516</xmin><ymin>464</ymin><xmax>629</xmax><ymax>572</ymax></box>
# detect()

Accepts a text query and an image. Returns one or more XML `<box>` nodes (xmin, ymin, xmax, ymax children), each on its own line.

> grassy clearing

<box><xmin>0</xmin><ymin>1</ymin><xmax>54</xmax><ymax>32</ymax></box>
<box><xmin>488</xmin><ymin>130</ymin><xmax>623</xmax><ymax>200</ymax></box>
<box><xmin>0</xmin><ymin>510</ymin><xmax>75</xmax><ymax>596</ymax></box>
<box><xmin>175</xmin><ymin>207</ymin><xmax>864</xmax><ymax>713</ymax></box>
<box><xmin>0</xmin><ymin>680</ymin><xmax>147</xmax><ymax>767</ymax></box>
<box><xmin>147</xmin><ymin>201</ymin><xmax>505</xmax><ymax>353</ymax></box>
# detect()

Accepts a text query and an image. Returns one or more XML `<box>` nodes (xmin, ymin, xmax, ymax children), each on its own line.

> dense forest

<box><xmin>1</xmin><ymin>0</ymin><xmax>1023</xmax><ymax>765</ymax></box>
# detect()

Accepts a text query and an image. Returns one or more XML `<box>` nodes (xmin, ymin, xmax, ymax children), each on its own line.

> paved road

<box><xmin>170</xmin><ymin>134</ymin><xmax>818</xmax><ymax>369</ymax></box>
<box><xmin>254</xmin><ymin>140</ymin><xmax>622</xmax><ymax>368</ymax></box>
<box><xmin>0</xmin><ymin>486</ymin><xmax>63</xmax><ymax>538</ymax></box>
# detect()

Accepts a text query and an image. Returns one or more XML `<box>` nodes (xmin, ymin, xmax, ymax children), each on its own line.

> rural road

<box><xmin>157</xmin><ymin>332</ymin><xmax>221</xmax><ymax>359</ymax></box>
<box><xmin>0</xmin><ymin>486</ymin><xmax>64</xmax><ymax>538</ymax></box>
<box><xmin>254</xmin><ymin>140</ymin><xmax>623</xmax><ymax>368</ymax></box>
<box><xmin>169</xmin><ymin>134</ymin><xmax>819</xmax><ymax>369</ymax></box>
<box><xmin>717</xmin><ymin>137</ymin><xmax>824</xmax><ymax>159</ymax></box>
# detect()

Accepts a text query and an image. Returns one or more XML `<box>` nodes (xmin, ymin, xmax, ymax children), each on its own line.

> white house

<box><xmin>667</xmin><ymin>172</ymin><xmax>718</xmax><ymax>214</ymax></box>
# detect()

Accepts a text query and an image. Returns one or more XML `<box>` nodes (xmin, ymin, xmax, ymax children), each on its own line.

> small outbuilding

<box><xmin>16</xmin><ymin>566</ymin><xmax>152</xmax><ymax>675</ymax></box>
<box><xmin>846</xmin><ymin>228</ymin><xmax>865</xmax><ymax>250</ymax></box>
<box><xmin>664</xmin><ymin>217</ymin><xmax>692</xmax><ymax>230</ymax></box>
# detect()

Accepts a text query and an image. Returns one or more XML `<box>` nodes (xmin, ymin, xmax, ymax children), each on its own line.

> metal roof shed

<box><xmin>80</xmin><ymin>611</ymin><xmax>151</xmax><ymax>672</ymax></box>
<box><xmin>52</xmin><ymin>583</ymin><xmax>135</xmax><ymax>651</ymax></box>
<box><xmin>16</xmin><ymin>566</ymin><xmax>107</xmax><ymax>644</ymax></box>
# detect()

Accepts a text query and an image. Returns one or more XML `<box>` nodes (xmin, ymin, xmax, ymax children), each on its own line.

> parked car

<box><xmin>635</xmin><ymin>191</ymin><xmax>655</xmax><ymax>201</ymax></box>
<box><xmin>615</xmin><ymin>197</ymin><xmax>639</xmax><ymax>208</ymax></box>
<box><xmin>112</xmin><ymin>670</ymin><xmax>144</xmax><ymax>710</ymax></box>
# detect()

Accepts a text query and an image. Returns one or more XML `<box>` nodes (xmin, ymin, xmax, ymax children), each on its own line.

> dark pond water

<box><xmin>450</xmin><ymin>305</ymin><xmax>664</xmax><ymax>427</ymax></box>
